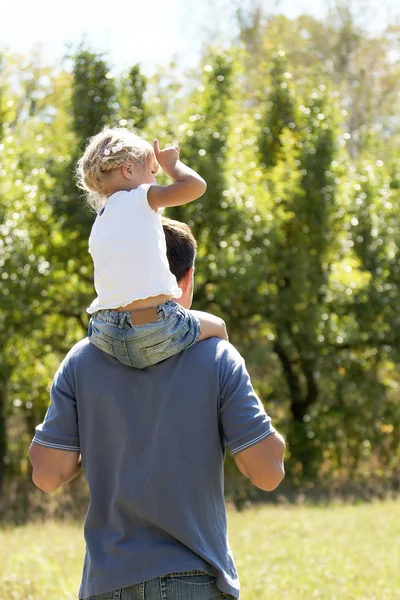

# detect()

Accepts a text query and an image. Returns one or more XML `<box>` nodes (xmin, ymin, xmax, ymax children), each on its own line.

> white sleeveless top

<box><xmin>87</xmin><ymin>184</ymin><xmax>182</xmax><ymax>314</ymax></box>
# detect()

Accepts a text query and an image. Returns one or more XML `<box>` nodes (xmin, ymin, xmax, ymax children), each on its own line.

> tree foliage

<box><xmin>1</xmin><ymin>6</ymin><xmax>400</xmax><ymax>501</ymax></box>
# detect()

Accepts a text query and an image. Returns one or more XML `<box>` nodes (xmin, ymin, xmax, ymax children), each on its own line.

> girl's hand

<box><xmin>154</xmin><ymin>139</ymin><xmax>180</xmax><ymax>177</ymax></box>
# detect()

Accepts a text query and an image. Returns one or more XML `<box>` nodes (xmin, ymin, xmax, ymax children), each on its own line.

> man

<box><xmin>29</xmin><ymin>218</ymin><xmax>285</xmax><ymax>600</ymax></box>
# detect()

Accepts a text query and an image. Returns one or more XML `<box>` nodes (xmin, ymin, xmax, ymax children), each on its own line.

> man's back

<box><xmin>30</xmin><ymin>217</ymin><xmax>285</xmax><ymax>600</ymax></box>
<box><xmin>34</xmin><ymin>337</ymin><xmax>275</xmax><ymax>598</ymax></box>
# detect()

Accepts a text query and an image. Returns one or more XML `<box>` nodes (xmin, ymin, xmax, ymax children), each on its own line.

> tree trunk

<box><xmin>273</xmin><ymin>338</ymin><xmax>320</xmax><ymax>480</ymax></box>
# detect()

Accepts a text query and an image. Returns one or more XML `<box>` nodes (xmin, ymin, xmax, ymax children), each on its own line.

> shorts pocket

<box><xmin>86</xmin><ymin>590</ymin><xmax>121</xmax><ymax>600</ymax></box>
<box><xmin>89</xmin><ymin>331</ymin><xmax>115</xmax><ymax>358</ymax></box>
<box><xmin>167</xmin><ymin>573</ymin><xmax>216</xmax><ymax>585</ymax></box>
<box><xmin>141</xmin><ymin>336</ymin><xmax>181</xmax><ymax>364</ymax></box>
<box><xmin>165</xmin><ymin>572</ymin><xmax>225</xmax><ymax>599</ymax></box>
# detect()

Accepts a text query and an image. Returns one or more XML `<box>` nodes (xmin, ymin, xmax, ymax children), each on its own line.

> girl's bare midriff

<box><xmin>115</xmin><ymin>294</ymin><xmax>172</xmax><ymax>312</ymax></box>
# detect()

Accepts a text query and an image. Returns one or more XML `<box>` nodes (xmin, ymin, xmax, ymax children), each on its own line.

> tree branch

<box><xmin>273</xmin><ymin>338</ymin><xmax>306</xmax><ymax>422</ymax></box>
<box><xmin>59</xmin><ymin>310</ymin><xmax>87</xmax><ymax>333</ymax></box>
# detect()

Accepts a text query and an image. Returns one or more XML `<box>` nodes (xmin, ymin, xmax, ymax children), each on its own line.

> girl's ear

<box><xmin>121</xmin><ymin>161</ymin><xmax>133</xmax><ymax>179</ymax></box>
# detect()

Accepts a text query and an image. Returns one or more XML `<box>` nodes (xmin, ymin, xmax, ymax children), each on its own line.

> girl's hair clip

<box><xmin>111</xmin><ymin>142</ymin><xmax>123</xmax><ymax>153</ymax></box>
<box><xmin>103</xmin><ymin>142</ymin><xmax>122</xmax><ymax>156</ymax></box>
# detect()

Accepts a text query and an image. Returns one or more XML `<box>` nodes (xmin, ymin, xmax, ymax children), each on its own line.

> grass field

<box><xmin>1</xmin><ymin>500</ymin><xmax>399</xmax><ymax>599</ymax></box>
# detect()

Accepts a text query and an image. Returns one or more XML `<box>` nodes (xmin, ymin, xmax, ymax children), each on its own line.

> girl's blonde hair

<box><xmin>76</xmin><ymin>127</ymin><xmax>155</xmax><ymax>211</ymax></box>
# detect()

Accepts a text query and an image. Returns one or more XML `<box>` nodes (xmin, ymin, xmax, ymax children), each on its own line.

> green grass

<box><xmin>1</xmin><ymin>500</ymin><xmax>400</xmax><ymax>599</ymax></box>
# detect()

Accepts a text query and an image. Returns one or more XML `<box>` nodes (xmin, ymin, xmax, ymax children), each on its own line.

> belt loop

<box><xmin>117</xmin><ymin>312</ymin><xmax>126</xmax><ymax>329</ymax></box>
<box><xmin>159</xmin><ymin>301</ymin><xmax>172</xmax><ymax>319</ymax></box>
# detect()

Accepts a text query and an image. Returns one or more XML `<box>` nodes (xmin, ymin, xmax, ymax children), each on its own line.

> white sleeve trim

<box><xmin>230</xmin><ymin>428</ymin><xmax>275</xmax><ymax>455</ymax></box>
<box><xmin>33</xmin><ymin>436</ymin><xmax>80</xmax><ymax>452</ymax></box>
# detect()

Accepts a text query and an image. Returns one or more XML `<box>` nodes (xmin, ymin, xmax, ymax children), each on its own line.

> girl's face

<box><xmin>141</xmin><ymin>152</ymin><xmax>159</xmax><ymax>184</ymax></box>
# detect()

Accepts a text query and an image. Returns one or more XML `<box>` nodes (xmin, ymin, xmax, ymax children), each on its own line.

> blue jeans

<box><xmin>89</xmin><ymin>300</ymin><xmax>200</xmax><ymax>369</ymax></box>
<box><xmin>84</xmin><ymin>571</ymin><xmax>235</xmax><ymax>600</ymax></box>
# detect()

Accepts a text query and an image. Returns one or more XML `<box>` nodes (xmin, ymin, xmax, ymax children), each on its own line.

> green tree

<box><xmin>255</xmin><ymin>76</ymin><xmax>339</xmax><ymax>477</ymax></box>
<box><xmin>171</xmin><ymin>49</ymin><xmax>238</xmax><ymax>314</ymax></box>
<box><xmin>258</xmin><ymin>51</ymin><xmax>297</xmax><ymax>167</ymax></box>
<box><xmin>48</xmin><ymin>48</ymin><xmax>119</xmax><ymax>333</ymax></box>
<box><xmin>118</xmin><ymin>64</ymin><xmax>149</xmax><ymax>131</ymax></box>
<box><xmin>0</xmin><ymin>117</ymin><xmax>57</xmax><ymax>487</ymax></box>
<box><xmin>2</xmin><ymin>25</ymin><xmax>400</xmax><ymax>502</ymax></box>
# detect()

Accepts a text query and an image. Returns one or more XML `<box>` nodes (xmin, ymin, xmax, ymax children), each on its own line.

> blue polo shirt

<box><xmin>33</xmin><ymin>338</ymin><xmax>276</xmax><ymax>599</ymax></box>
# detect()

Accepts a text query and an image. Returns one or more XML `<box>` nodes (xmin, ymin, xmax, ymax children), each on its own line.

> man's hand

<box><xmin>154</xmin><ymin>139</ymin><xmax>180</xmax><ymax>180</ymax></box>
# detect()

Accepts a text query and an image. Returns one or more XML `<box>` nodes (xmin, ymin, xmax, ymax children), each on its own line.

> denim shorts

<box><xmin>88</xmin><ymin>300</ymin><xmax>200</xmax><ymax>369</ymax></box>
<box><xmin>83</xmin><ymin>571</ymin><xmax>235</xmax><ymax>600</ymax></box>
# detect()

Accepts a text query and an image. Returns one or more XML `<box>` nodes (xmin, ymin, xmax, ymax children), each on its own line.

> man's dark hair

<box><xmin>162</xmin><ymin>217</ymin><xmax>197</xmax><ymax>282</ymax></box>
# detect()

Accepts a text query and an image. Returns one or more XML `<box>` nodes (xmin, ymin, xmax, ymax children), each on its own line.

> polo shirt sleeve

<box><xmin>32</xmin><ymin>359</ymin><xmax>80</xmax><ymax>452</ymax></box>
<box><xmin>218</xmin><ymin>343</ymin><xmax>275</xmax><ymax>455</ymax></box>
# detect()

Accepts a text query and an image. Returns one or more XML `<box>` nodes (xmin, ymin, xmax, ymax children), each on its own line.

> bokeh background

<box><xmin>1</xmin><ymin>0</ymin><xmax>400</xmax><ymax>516</ymax></box>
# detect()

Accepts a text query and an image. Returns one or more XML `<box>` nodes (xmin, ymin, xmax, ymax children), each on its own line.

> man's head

<box><xmin>162</xmin><ymin>217</ymin><xmax>197</xmax><ymax>310</ymax></box>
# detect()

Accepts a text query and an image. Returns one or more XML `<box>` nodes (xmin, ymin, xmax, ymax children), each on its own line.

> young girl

<box><xmin>76</xmin><ymin>127</ymin><xmax>228</xmax><ymax>368</ymax></box>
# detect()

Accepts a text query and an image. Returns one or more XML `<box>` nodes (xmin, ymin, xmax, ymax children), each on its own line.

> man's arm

<box><xmin>29</xmin><ymin>356</ymin><xmax>81</xmax><ymax>494</ymax></box>
<box><xmin>218</xmin><ymin>343</ymin><xmax>286</xmax><ymax>492</ymax></box>
<box><xmin>29</xmin><ymin>443</ymin><xmax>81</xmax><ymax>494</ymax></box>
<box><xmin>233</xmin><ymin>431</ymin><xmax>286</xmax><ymax>492</ymax></box>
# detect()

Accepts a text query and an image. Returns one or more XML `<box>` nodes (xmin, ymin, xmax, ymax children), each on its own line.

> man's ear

<box><xmin>179</xmin><ymin>266</ymin><xmax>194</xmax><ymax>295</ymax></box>
<box><xmin>121</xmin><ymin>161</ymin><xmax>134</xmax><ymax>179</ymax></box>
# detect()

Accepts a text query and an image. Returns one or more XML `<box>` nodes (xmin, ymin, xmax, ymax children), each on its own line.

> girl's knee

<box><xmin>212</xmin><ymin>316</ymin><xmax>228</xmax><ymax>341</ymax></box>
<box><xmin>197</xmin><ymin>313</ymin><xmax>228</xmax><ymax>342</ymax></box>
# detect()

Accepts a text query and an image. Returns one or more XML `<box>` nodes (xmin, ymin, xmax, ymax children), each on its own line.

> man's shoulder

<box><xmin>66</xmin><ymin>337</ymin><xmax>92</xmax><ymax>357</ymax></box>
<box><xmin>58</xmin><ymin>337</ymin><xmax>244</xmax><ymax>378</ymax></box>
<box><xmin>188</xmin><ymin>338</ymin><xmax>244</xmax><ymax>367</ymax></box>
<box><xmin>60</xmin><ymin>338</ymin><xmax>97</xmax><ymax>371</ymax></box>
